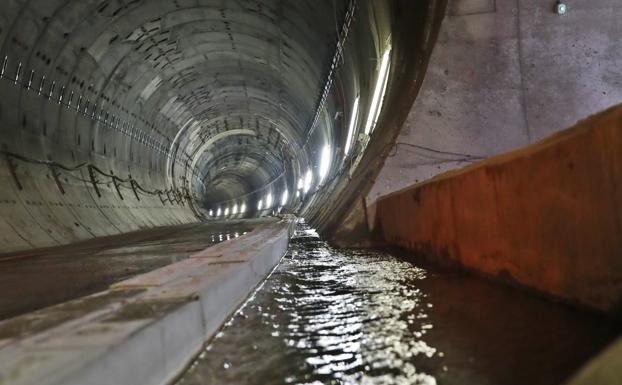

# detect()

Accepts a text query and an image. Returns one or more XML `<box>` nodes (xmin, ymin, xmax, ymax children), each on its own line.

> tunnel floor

<box><xmin>176</xmin><ymin>225</ymin><xmax>620</xmax><ymax>385</ymax></box>
<box><xmin>0</xmin><ymin>220</ymin><xmax>264</xmax><ymax>321</ymax></box>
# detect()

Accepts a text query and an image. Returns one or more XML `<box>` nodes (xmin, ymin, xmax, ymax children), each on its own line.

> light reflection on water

<box><xmin>210</xmin><ymin>231</ymin><xmax>246</xmax><ymax>244</ymax></box>
<box><xmin>179</xmin><ymin>227</ymin><xmax>443</xmax><ymax>385</ymax></box>
<box><xmin>177</xmin><ymin>226</ymin><xmax>619</xmax><ymax>385</ymax></box>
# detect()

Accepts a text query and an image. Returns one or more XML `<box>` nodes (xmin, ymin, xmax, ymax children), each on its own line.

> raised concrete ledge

<box><xmin>372</xmin><ymin>104</ymin><xmax>622</xmax><ymax>315</ymax></box>
<box><xmin>565</xmin><ymin>336</ymin><xmax>622</xmax><ymax>385</ymax></box>
<box><xmin>0</xmin><ymin>219</ymin><xmax>295</xmax><ymax>385</ymax></box>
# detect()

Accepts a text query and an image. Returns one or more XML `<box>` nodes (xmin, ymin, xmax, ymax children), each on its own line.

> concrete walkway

<box><xmin>0</xmin><ymin>220</ymin><xmax>262</xmax><ymax>321</ymax></box>
<box><xmin>0</xmin><ymin>218</ymin><xmax>294</xmax><ymax>385</ymax></box>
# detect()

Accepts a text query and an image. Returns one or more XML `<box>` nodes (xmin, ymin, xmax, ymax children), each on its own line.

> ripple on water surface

<box><xmin>177</xmin><ymin>226</ymin><xmax>619</xmax><ymax>385</ymax></box>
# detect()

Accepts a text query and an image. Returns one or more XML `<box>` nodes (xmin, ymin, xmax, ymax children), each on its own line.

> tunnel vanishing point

<box><xmin>0</xmin><ymin>1</ymin><xmax>621</xmax><ymax>384</ymax></box>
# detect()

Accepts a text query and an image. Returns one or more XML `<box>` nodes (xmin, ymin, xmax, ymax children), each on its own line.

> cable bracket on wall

<box><xmin>129</xmin><ymin>177</ymin><xmax>141</xmax><ymax>201</ymax></box>
<box><xmin>49</xmin><ymin>165</ymin><xmax>65</xmax><ymax>195</ymax></box>
<box><xmin>87</xmin><ymin>165</ymin><xmax>102</xmax><ymax>198</ymax></box>
<box><xmin>6</xmin><ymin>154</ymin><xmax>23</xmax><ymax>191</ymax></box>
<box><xmin>111</xmin><ymin>171</ymin><xmax>124</xmax><ymax>200</ymax></box>
<box><xmin>0</xmin><ymin>152</ymin><xmax>192</xmax><ymax>208</ymax></box>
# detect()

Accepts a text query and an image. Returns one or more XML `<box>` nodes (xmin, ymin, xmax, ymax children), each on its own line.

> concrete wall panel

<box><xmin>374</xmin><ymin>104</ymin><xmax>622</xmax><ymax>314</ymax></box>
<box><xmin>369</xmin><ymin>0</ymin><xmax>622</xmax><ymax>204</ymax></box>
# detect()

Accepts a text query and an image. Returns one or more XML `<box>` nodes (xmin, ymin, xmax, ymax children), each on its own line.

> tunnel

<box><xmin>0</xmin><ymin>1</ymin><xmax>621</xmax><ymax>385</ymax></box>
<box><xmin>0</xmin><ymin>0</ymin><xmax>436</xmax><ymax>250</ymax></box>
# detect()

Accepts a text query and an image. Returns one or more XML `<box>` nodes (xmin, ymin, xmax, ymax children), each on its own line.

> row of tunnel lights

<box><xmin>206</xmin><ymin>46</ymin><xmax>391</xmax><ymax>219</ymax></box>
<box><xmin>206</xmin><ymin>147</ymin><xmax>327</xmax><ymax>218</ymax></box>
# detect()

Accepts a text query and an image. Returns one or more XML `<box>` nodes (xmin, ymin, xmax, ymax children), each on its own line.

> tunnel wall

<box><xmin>0</xmin><ymin>1</ymin><xmax>201</xmax><ymax>253</ymax></box>
<box><xmin>372</xmin><ymin>104</ymin><xmax>622</xmax><ymax>314</ymax></box>
<box><xmin>0</xmin><ymin>122</ymin><xmax>198</xmax><ymax>253</ymax></box>
<box><xmin>367</xmin><ymin>0</ymin><xmax>622</xmax><ymax>204</ymax></box>
<box><xmin>0</xmin><ymin>0</ymin><xmax>383</xmax><ymax>253</ymax></box>
<box><xmin>310</xmin><ymin>0</ymin><xmax>449</xmax><ymax>239</ymax></box>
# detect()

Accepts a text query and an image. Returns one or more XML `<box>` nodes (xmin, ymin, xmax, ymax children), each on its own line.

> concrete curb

<box><xmin>0</xmin><ymin>219</ymin><xmax>295</xmax><ymax>385</ymax></box>
<box><xmin>563</xmin><ymin>336</ymin><xmax>622</xmax><ymax>385</ymax></box>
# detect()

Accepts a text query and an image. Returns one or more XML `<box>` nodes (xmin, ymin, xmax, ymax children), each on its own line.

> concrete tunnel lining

<box><xmin>0</xmin><ymin>0</ymin><xmax>424</xmax><ymax>252</ymax></box>
<box><xmin>3</xmin><ymin>1</ymin><xmax>622</xmax><ymax>384</ymax></box>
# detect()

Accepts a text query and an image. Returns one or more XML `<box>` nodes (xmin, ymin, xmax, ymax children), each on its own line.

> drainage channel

<box><xmin>176</xmin><ymin>225</ymin><xmax>620</xmax><ymax>385</ymax></box>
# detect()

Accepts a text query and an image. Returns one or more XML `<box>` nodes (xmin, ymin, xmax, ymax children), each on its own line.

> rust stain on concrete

<box><xmin>374</xmin><ymin>104</ymin><xmax>622</xmax><ymax>315</ymax></box>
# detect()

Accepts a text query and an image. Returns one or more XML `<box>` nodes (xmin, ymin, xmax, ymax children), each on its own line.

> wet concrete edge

<box><xmin>0</xmin><ymin>218</ymin><xmax>296</xmax><ymax>385</ymax></box>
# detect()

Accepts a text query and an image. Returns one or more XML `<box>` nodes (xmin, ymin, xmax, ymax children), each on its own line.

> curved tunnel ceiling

<box><xmin>95</xmin><ymin>0</ymin><xmax>346</xmax><ymax>212</ymax></box>
<box><xmin>0</xmin><ymin>0</ymin><xmax>444</xmax><ymax>252</ymax></box>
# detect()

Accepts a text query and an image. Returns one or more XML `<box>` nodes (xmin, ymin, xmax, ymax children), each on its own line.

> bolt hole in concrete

<box><xmin>177</xmin><ymin>225</ymin><xmax>619</xmax><ymax>385</ymax></box>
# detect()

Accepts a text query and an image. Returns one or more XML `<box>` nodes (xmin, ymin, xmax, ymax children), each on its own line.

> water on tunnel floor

<box><xmin>177</xmin><ymin>225</ymin><xmax>620</xmax><ymax>385</ymax></box>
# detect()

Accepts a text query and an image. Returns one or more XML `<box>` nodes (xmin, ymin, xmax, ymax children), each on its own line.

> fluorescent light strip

<box><xmin>319</xmin><ymin>144</ymin><xmax>331</xmax><ymax>182</ymax></box>
<box><xmin>364</xmin><ymin>49</ymin><xmax>391</xmax><ymax>135</ymax></box>
<box><xmin>344</xmin><ymin>96</ymin><xmax>360</xmax><ymax>155</ymax></box>
<box><xmin>304</xmin><ymin>169</ymin><xmax>313</xmax><ymax>193</ymax></box>
<box><xmin>281</xmin><ymin>189</ymin><xmax>289</xmax><ymax>206</ymax></box>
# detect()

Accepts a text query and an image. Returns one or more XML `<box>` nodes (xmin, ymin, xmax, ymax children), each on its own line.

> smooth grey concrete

<box><xmin>0</xmin><ymin>219</ymin><xmax>294</xmax><ymax>385</ymax></box>
<box><xmin>368</xmin><ymin>0</ymin><xmax>622</xmax><ymax>203</ymax></box>
<box><xmin>0</xmin><ymin>220</ymin><xmax>260</xmax><ymax>321</ymax></box>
